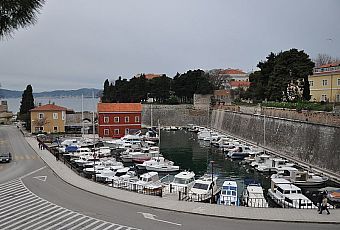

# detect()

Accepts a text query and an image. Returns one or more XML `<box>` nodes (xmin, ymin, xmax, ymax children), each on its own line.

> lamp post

<box><xmin>210</xmin><ymin>160</ymin><xmax>215</xmax><ymax>204</ymax></box>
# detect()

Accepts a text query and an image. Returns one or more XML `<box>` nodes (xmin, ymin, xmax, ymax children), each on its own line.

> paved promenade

<box><xmin>25</xmin><ymin>136</ymin><xmax>340</xmax><ymax>224</ymax></box>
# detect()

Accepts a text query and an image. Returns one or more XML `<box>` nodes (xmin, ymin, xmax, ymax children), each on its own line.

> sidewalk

<box><xmin>25</xmin><ymin>136</ymin><xmax>340</xmax><ymax>224</ymax></box>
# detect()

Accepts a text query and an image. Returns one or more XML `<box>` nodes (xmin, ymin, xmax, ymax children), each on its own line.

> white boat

<box><xmin>250</xmin><ymin>153</ymin><xmax>271</xmax><ymax>168</ymax></box>
<box><xmin>146</xmin><ymin>163</ymin><xmax>180</xmax><ymax>172</ymax></box>
<box><xmin>256</xmin><ymin>157</ymin><xmax>294</xmax><ymax>173</ymax></box>
<box><xmin>136</xmin><ymin>156</ymin><xmax>166</xmax><ymax>170</ymax></box>
<box><xmin>189</xmin><ymin>174</ymin><xmax>220</xmax><ymax>202</ymax></box>
<box><xmin>267</xmin><ymin>178</ymin><xmax>316</xmax><ymax>209</ymax></box>
<box><xmin>271</xmin><ymin>166</ymin><xmax>328</xmax><ymax>187</ymax></box>
<box><xmin>169</xmin><ymin>171</ymin><xmax>195</xmax><ymax>193</ymax></box>
<box><xmin>197</xmin><ymin>129</ymin><xmax>211</xmax><ymax>140</ymax></box>
<box><xmin>219</xmin><ymin>180</ymin><xmax>238</xmax><ymax>206</ymax></box>
<box><xmin>242</xmin><ymin>184</ymin><xmax>268</xmax><ymax>208</ymax></box>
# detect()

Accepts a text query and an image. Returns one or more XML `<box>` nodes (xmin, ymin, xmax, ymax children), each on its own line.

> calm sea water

<box><xmin>160</xmin><ymin>130</ymin><xmax>271</xmax><ymax>192</ymax></box>
<box><xmin>5</xmin><ymin>97</ymin><xmax>99</xmax><ymax>114</ymax></box>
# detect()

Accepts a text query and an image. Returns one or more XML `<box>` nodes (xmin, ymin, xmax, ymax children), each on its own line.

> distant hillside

<box><xmin>0</xmin><ymin>88</ymin><xmax>101</xmax><ymax>98</ymax></box>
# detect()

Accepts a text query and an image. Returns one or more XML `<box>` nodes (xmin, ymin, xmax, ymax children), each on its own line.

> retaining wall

<box><xmin>211</xmin><ymin>109</ymin><xmax>340</xmax><ymax>174</ymax></box>
<box><xmin>142</xmin><ymin>104</ymin><xmax>208</xmax><ymax>127</ymax></box>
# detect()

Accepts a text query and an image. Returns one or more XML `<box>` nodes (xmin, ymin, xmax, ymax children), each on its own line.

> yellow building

<box><xmin>309</xmin><ymin>62</ymin><xmax>340</xmax><ymax>102</ymax></box>
<box><xmin>30</xmin><ymin>104</ymin><xmax>67</xmax><ymax>133</ymax></box>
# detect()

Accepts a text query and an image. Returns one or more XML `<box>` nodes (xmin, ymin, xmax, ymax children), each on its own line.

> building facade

<box><xmin>30</xmin><ymin>104</ymin><xmax>67</xmax><ymax>133</ymax></box>
<box><xmin>97</xmin><ymin>103</ymin><xmax>142</xmax><ymax>138</ymax></box>
<box><xmin>309</xmin><ymin>62</ymin><xmax>340</xmax><ymax>102</ymax></box>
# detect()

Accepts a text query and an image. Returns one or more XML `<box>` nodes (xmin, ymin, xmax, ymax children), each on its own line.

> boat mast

<box><xmin>81</xmin><ymin>94</ymin><xmax>84</xmax><ymax>137</ymax></box>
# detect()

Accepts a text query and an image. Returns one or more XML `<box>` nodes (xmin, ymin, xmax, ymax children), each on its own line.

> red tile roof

<box><xmin>229</xmin><ymin>81</ymin><xmax>251</xmax><ymax>87</ymax></box>
<box><xmin>219</xmin><ymin>69</ymin><xmax>246</xmax><ymax>75</ymax></box>
<box><xmin>97</xmin><ymin>103</ymin><xmax>142</xmax><ymax>112</ymax></box>
<box><xmin>319</xmin><ymin>62</ymin><xmax>340</xmax><ymax>68</ymax></box>
<box><xmin>144</xmin><ymin>74</ymin><xmax>162</xmax><ymax>80</ymax></box>
<box><xmin>30</xmin><ymin>104</ymin><xmax>67</xmax><ymax>111</ymax></box>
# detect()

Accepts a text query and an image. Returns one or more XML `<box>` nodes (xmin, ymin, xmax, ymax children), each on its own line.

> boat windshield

<box><xmin>222</xmin><ymin>186</ymin><xmax>236</xmax><ymax>191</ymax></box>
<box><xmin>193</xmin><ymin>183</ymin><xmax>209</xmax><ymax>190</ymax></box>
<box><xmin>173</xmin><ymin>178</ymin><xmax>187</xmax><ymax>184</ymax></box>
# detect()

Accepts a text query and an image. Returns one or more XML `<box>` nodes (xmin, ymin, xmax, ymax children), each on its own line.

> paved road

<box><xmin>0</xmin><ymin>125</ymin><xmax>339</xmax><ymax>230</ymax></box>
<box><xmin>0</xmin><ymin>125</ymin><xmax>45</xmax><ymax>183</ymax></box>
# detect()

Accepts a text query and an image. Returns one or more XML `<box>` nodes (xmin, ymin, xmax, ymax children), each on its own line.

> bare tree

<box><xmin>314</xmin><ymin>53</ymin><xmax>340</xmax><ymax>67</ymax></box>
<box><xmin>206</xmin><ymin>69</ymin><xmax>227</xmax><ymax>90</ymax></box>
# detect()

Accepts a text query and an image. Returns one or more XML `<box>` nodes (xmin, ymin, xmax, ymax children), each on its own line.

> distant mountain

<box><xmin>0</xmin><ymin>88</ymin><xmax>102</xmax><ymax>98</ymax></box>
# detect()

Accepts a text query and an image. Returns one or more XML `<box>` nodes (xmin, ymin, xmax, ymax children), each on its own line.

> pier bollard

<box><xmin>170</xmin><ymin>184</ymin><xmax>173</xmax><ymax>193</ymax></box>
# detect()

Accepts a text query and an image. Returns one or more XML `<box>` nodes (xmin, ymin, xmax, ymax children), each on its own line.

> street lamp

<box><xmin>210</xmin><ymin>160</ymin><xmax>215</xmax><ymax>204</ymax></box>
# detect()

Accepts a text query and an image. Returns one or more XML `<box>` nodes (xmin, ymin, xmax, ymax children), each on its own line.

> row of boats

<box><xmin>53</xmin><ymin>125</ymin><xmax>337</xmax><ymax>209</ymax></box>
<box><xmin>188</xmin><ymin>125</ymin><xmax>336</xmax><ymax>208</ymax></box>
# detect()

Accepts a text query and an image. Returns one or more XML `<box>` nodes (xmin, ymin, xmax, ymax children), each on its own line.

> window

<box><xmin>135</xmin><ymin>116</ymin><xmax>140</xmax><ymax>123</ymax></box>
<box><xmin>336</xmin><ymin>94</ymin><xmax>340</xmax><ymax>102</ymax></box>
<box><xmin>38</xmin><ymin>113</ymin><xmax>44</xmax><ymax>119</ymax></box>
<box><xmin>125</xmin><ymin>128</ymin><xmax>130</xmax><ymax>135</ymax></box>
<box><xmin>114</xmin><ymin>117</ymin><xmax>119</xmax><ymax>123</ymax></box>
<box><xmin>124</xmin><ymin>116</ymin><xmax>129</xmax><ymax>123</ymax></box>
<box><xmin>62</xmin><ymin>111</ymin><xmax>65</xmax><ymax>120</ymax></box>
<box><xmin>114</xmin><ymin>129</ymin><xmax>119</xmax><ymax>135</ymax></box>
<box><xmin>338</xmin><ymin>78</ymin><xmax>340</xmax><ymax>86</ymax></box>
<box><xmin>104</xmin><ymin>129</ymin><xmax>109</xmax><ymax>135</ymax></box>
<box><xmin>104</xmin><ymin>116</ymin><xmax>109</xmax><ymax>123</ymax></box>
<box><xmin>309</xmin><ymin>81</ymin><xmax>314</xmax><ymax>87</ymax></box>
<box><xmin>53</xmin><ymin>113</ymin><xmax>58</xmax><ymax>119</ymax></box>
<box><xmin>321</xmin><ymin>94</ymin><xmax>327</xmax><ymax>102</ymax></box>
<box><xmin>322</xmin><ymin>79</ymin><xmax>328</xmax><ymax>86</ymax></box>
<box><xmin>53</xmin><ymin>126</ymin><xmax>58</xmax><ymax>132</ymax></box>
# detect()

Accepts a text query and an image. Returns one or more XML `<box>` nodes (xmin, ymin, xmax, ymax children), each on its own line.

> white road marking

<box><xmin>0</xmin><ymin>177</ymin><xmax>142</xmax><ymax>230</ymax></box>
<box><xmin>33</xmin><ymin>175</ymin><xmax>47</xmax><ymax>182</ymax></box>
<box><xmin>19</xmin><ymin>166</ymin><xmax>46</xmax><ymax>179</ymax></box>
<box><xmin>138</xmin><ymin>212</ymin><xmax>182</xmax><ymax>226</ymax></box>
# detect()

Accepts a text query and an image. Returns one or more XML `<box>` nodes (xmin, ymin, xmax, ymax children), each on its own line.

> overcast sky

<box><xmin>0</xmin><ymin>0</ymin><xmax>339</xmax><ymax>92</ymax></box>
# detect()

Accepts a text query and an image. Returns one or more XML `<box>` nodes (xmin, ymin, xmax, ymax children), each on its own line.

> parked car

<box><xmin>0</xmin><ymin>152</ymin><xmax>12</xmax><ymax>163</ymax></box>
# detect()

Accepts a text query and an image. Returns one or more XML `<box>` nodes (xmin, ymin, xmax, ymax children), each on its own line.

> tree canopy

<box><xmin>0</xmin><ymin>0</ymin><xmax>45</xmax><ymax>39</ymax></box>
<box><xmin>246</xmin><ymin>49</ymin><xmax>314</xmax><ymax>102</ymax></box>
<box><xmin>101</xmin><ymin>69</ymin><xmax>213</xmax><ymax>104</ymax></box>
<box><xmin>19</xmin><ymin>85</ymin><xmax>35</xmax><ymax>131</ymax></box>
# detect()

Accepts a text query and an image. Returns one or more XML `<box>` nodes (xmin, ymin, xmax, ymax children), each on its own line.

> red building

<box><xmin>97</xmin><ymin>103</ymin><xmax>142</xmax><ymax>138</ymax></box>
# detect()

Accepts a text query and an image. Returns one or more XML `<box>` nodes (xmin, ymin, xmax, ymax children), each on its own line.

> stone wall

<box><xmin>210</xmin><ymin>109</ymin><xmax>340</xmax><ymax>174</ymax></box>
<box><xmin>142</xmin><ymin>104</ymin><xmax>208</xmax><ymax>127</ymax></box>
<box><xmin>262</xmin><ymin>107</ymin><xmax>340</xmax><ymax>127</ymax></box>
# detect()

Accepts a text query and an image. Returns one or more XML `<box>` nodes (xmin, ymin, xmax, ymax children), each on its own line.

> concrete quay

<box><xmin>25</xmin><ymin>136</ymin><xmax>340</xmax><ymax>224</ymax></box>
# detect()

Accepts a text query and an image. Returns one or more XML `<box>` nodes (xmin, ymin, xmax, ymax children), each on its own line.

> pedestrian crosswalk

<box><xmin>0</xmin><ymin>179</ymin><xmax>141</xmax><ymax>230</ymax></box>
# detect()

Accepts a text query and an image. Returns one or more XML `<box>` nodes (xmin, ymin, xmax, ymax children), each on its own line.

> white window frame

<box><xmin>321</xmin><ymin>94</ymin><xmax>327</xmax><ymax>102</ymax></box>
<box><xmin>53</xmin><ymin>126</ymin><xmax>58</xmax><ymax>132</ymax></box>
<box><xmin>337</xmin><ymin>78</ymin><xmax>340</xmax><ymax>86</ymax></box>
<box><xmin>114</xmin><ymin>129</ymin><xmax>119</xmax><ymax>135</ymax></box>
<box><xmin>124</xmin><ymin>116</ymin><xmax>129</xmax><ymax>123</ymax></box>
<box><xmin>309</xmin><ymin>81</ymin><xmax>314</xmax><ymax>87</ymax></box>
<box><xmin>53</xmin><ymin>113</ymin><xmax>58</xmax><ymax>120</ymax></box>
<box><xmin>336</xmin><ymin>94</ymin><xmax>340</xmax><ymax>102</ymax></box>
<box><xmin>322</xmin><ymin>79</ymin><xmax>328</xmax><ymax>86</ymax></box>
<box><xmin>62</xmin><ymin>111</ymin><xmax>66</xmax><ymax>120</ymax></box>
<box><xmin>104</xmin><ymin>128</ymin><xmax>109</xmax><ymax>135</ymax></box>
<box><xmin>125</xmin><ymin>128</ymin><xmax>130</xmax><ymax>135</ymax></box>
<box><xmin>135</xmin><ymin>116</ymin><xmax>140</xmax><ymax>123</ymax></box>
<box><xmin>38</xmin><ymin>113</ymin><xmax>44</xmax><ymax>119</ymax></box>
<box><xmin>104</xmin><ymin>116</ymin><xmax>109</xmax><ymax>123</ymax></box>
<box><xmin>114</xmin><ymin>117</ymin><xmax>120</xmax><ymax>123</ymax></box>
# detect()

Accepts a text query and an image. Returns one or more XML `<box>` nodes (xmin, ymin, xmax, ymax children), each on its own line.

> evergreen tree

<box><xmin>19</xmin><ymin>85</ymin><xmax>34</xmax><ymax>131</ymax></box>
<box><xmin>0</xmin><ymin>0</ymin><xmax>45</xmax><ymax>38</ymax></box>
<box><xmin>245</xmin><ymin>49</ymin><xmax>314</xmax><ymax>102</ymax></box>
<box><xmin>101</xmin><ymin>79</ymin><xmax>110</xmax><ymax>102</ymax></box>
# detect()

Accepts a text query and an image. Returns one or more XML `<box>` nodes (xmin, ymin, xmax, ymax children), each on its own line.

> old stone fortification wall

<box><xmin>142</xmin><ymin>104</ymin><xmax>208</xmax><ymax>127</ymax></box>
<box><xmin>214</xmin><ymin>104</ymin><xmax>340</xmax><ymax>127</ymax></box>
<box><xmin>211</xmin><ymin>109</ymin><xmax>340</xmax><ymax>174</ymax></box>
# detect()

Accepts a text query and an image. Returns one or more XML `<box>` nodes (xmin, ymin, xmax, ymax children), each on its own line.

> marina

<box><xmin>39</xmin><ymin>126</ymin><xmax>340</xmax><ymax>209</ymax></box>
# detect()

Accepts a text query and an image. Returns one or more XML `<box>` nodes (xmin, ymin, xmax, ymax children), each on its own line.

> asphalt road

<box><xmin>0</xmin><ymin>125</ymin><xmax>338</xmax><ymax>230</ymax></box>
